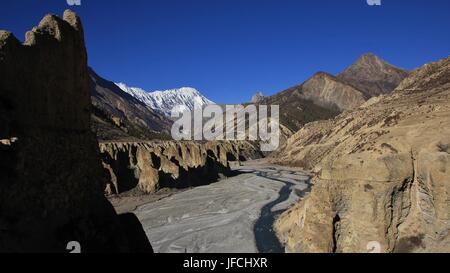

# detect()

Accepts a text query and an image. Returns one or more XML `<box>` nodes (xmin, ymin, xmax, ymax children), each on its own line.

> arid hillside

<box><xmin>273</xmin><ymin>56</ymin><xmax>450</xmax><ymax>253</ymax></box>
<box><xmin>259</xmin><ymin>54</ymin><xmax>408</xmax><ymax>132</ymax></box>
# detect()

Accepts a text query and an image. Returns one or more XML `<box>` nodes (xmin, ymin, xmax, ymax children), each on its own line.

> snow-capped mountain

<box><xmin>115</xmin><ymin>83</ymin><xmax>215</xmax><ymax>116</ymax></box>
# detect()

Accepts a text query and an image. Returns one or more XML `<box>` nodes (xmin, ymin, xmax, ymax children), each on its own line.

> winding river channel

<box><xmin>134</xmin><ymin>161</ymin><xmax>311</xmax><ymax>253</ymax></box>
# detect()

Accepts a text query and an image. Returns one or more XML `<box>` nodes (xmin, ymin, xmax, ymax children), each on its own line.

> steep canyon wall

<box><xmin>101</xmin><ymin>141</ymin><xmax>263</xmax><ymax>195</ymax></box>
<box><xmin>0</xmin><ymin>11</ymin><xmax>151</xmax><ymax>252</ymax></box>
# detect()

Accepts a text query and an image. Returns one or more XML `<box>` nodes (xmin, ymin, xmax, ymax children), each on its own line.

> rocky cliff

<box><xmin>0</xmin><ymin>11</ymin><xmax>151</xmax><ymax>252</ymax></box>
<box><xmin>100</xmin><ymin>140</ymin><xmax>263</xmax><ymax>195</ymax></box>
<box><xmin>273</xmin><ymin>56</ymin><xmax>450</xmax><ymax>253</ymax></box>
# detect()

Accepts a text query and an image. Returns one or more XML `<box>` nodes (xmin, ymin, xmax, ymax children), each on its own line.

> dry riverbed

<box><xmin>112</xmin><ymin>161</ymin><xmax>311</xmax><ymax>253</ymax></box>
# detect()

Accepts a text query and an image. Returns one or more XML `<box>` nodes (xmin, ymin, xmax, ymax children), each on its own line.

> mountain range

<box><xmin>115</xmin><ymin>83</ymin><xmax>215</xmax><ymax>116</ymax></box>
<box><xmin>90</xmin><ymin>53</ymin><xmax>410</xmax><ymax>141</ymax></box>
<box><xmin>255</xmin><ymin>53</ymin><xmax>410</xmax><ymax>132</ymax></box>
<box><xmin>90</xmin><ymin>69</ymin><xmax>173</xmax><ymax>141</ymax></box>
<box><xmin>2</xmin><ymin>9</ymin><xmax>448</xmax><ymax>254</ymax></box>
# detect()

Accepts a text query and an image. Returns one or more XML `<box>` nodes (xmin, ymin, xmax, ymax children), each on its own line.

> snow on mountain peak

<box><xmin>115</xmin><ymin>83</ymin><xmax>215</xmax><ymax>116</ymax></box>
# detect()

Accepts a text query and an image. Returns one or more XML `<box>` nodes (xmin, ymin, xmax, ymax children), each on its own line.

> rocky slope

<box><xmin>0</xmin><ymin>10</ymin><xmax>151</xmax><ymax>252</ymax></box>
<box><xmin>300</xmin><ymin>72</ymin><xmax>366</xmax><ymax>111</ymax></box>
<box><xmin>100</xmin><ymin>140</ymin><xmax>263</xmax><ymax>195</ymax></box>
<box><xmin>261</xmin><ymin>54</ymin><xmax>408</xmax><ymax>132</ymax></box>
<box><xmin>338</xmin><ymin>53</ymin><xmax>410</xmax><ymax>98</ymax></box>
<box><xmin>90</xmin><ymin>69</ymin><xmax>172</xmax><ymax>141</ymax></box>
<box><xmin>273</xmin><ymin>56</ymin><xmax>450</xmax><ymax>253</ymax></box>
<box><xmin>258</xmin><ymin>88</ymin><xmax>339</xmax><ymax>132</ymax></box>
<box><xmin>116</xmin><ymin>83</ymin><xmax>214</xmax><ymax>116</ymax></box>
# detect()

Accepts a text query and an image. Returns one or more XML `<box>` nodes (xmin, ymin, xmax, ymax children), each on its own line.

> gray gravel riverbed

<box><xmin>134</xmin><ymin>161</ymin><xmax>311</xmax><ymax>253</ymax></box>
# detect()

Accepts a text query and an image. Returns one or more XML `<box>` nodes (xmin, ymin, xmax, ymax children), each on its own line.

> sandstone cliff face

<box><xmin>100</xmin><ymin>141</ymin><xmax>263</xmax><ymax>195</ymax></box>
<box><xmin>0</xmin><ymin>11</ymin><xmax>151</xmax><ymax>252</ymax></box>
<box><xmin>273</xmin><ymin>57</ymin><xmax>450</xmax><ymax>253</ymax></box>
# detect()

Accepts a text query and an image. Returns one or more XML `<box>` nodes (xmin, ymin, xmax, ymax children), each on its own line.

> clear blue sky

<box><xmin>1</xmin><ymin>0</ymin><xmax>449</xmax><ymax>103</ymax></box>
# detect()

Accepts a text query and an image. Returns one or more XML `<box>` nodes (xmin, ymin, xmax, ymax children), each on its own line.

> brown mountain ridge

<box><xmin>338</xmin><ymin>53</ymin><xmax>410</xmax><ymax>98</ymax></box>
<box><xmin>259</xmin><ymin>53</ymin><xmax>408</xmax><ymax>132</ymax></box>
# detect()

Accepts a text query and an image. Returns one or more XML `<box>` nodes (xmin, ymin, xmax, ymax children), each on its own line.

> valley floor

<box><xmin>132</xmin><ymin>160</ymin><xmax>311</xmax><ymax>253</ymax></box>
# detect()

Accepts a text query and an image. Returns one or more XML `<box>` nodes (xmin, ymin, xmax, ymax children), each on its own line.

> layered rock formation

<box><xmin>300</xmin><ymin>72</ymin><xmax>366</xmax><ymax>111</ymax></box>
<box><xmin>338</xmin><ymin>53</ymin><xmax>410</xmax><ymax>98</ymax></box>
<box><xmin>273</xmin><ymin>56</ymin><xmax>450</xmax><ymax>253</ymax></box>
<box><xmin>0</xmin><ymin>11</ymin><xmax>151</xmax><ymax>252</ymax></box>
<box><xmin>101</xmin><ymin>140</ymin><xmax>263</xmax><ymax>195</ymax></box>
<box><xmin>90</xmin><ymin>68</ymin><xmax>172</xmax><ymax>141</ymax></box>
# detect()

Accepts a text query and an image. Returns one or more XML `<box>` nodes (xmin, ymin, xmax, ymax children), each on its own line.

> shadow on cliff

<box><xmin>102</xmin><ymin>148</ymin><xmax>140</xmax><ymax>193</ymax></box>
<box><xmin>118</xmin><ymin>213</ymin><xmax>154</xmax><ymax>253</ymax></box>
<box><xmin>101</xmin><ymin>143</ymin><xmax>254</xmax><ymax>195</ymax></box>
<box><xmin>0</xmin><ymin>10</ymin><xmax>154</xmax><ymax>253</ymax></box>
<box><xmin>159</xmin><ymin>150</ymin><xmax>241</xmax><ymax>189</ymax></box>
